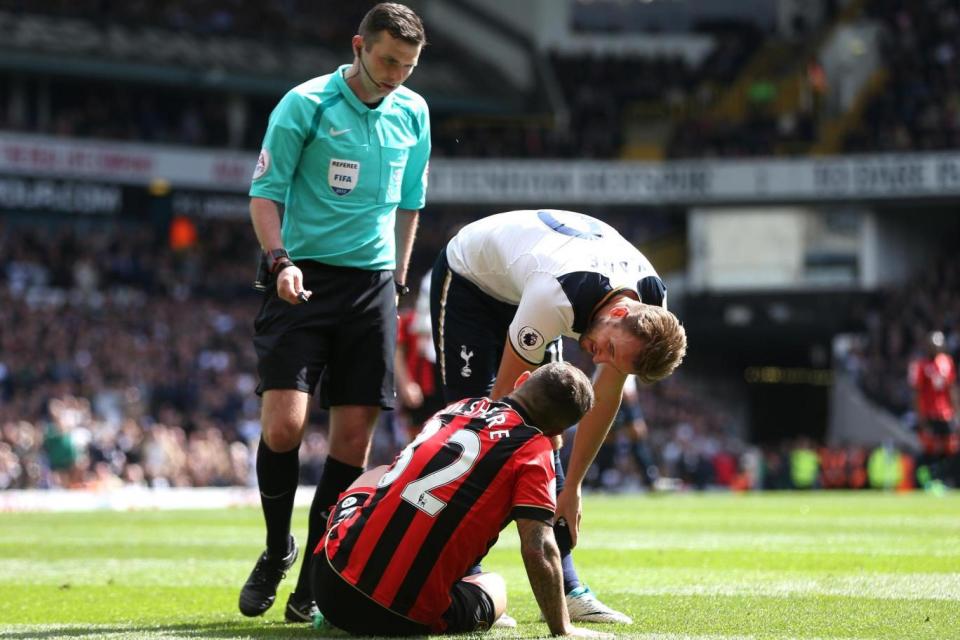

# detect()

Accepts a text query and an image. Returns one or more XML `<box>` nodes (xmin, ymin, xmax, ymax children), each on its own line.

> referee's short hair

<box><xmin>359</xmin><ymin>3</ymin><xmax>427</xmax><ymax>47</ymax></box>
<box><xmin>510</xmin><ymin>363</ymin><xmax>594</xmax><ymax>436</ymax></box>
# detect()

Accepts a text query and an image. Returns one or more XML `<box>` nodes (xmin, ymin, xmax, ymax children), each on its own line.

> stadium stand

<box><xmin>1</xmin><ymin>0</ymin><xmax>957</xmax><ymax>494</ymax></box>
<box><xmin>0</xmin><ymin>220</ymin><xmax>259</xmax><ymax>489</ymax></box>
<box><xmin>845</xmin><ymin>0</ymin><xmax>960</xmax><ymax>152</ymax></box>
<box><xmin>852</xmin><ymin>255</ymin><xmax>960</xmax><ymax>417</ymax></box>
<box><xmin>0</xmin><ymin>3</ymin><xmax>768</xmax><ymax>160</ymax></box>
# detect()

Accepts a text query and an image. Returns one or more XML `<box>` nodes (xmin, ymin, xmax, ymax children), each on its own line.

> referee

<box><xmin>239</xmin><ymin>3</ymin><xmax>430</xmax><ymax>623</ymax></box>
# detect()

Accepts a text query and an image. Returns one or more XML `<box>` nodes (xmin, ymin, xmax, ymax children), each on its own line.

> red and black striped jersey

<box><xmin>321</xmin><ymin>397</ymin><xmax>556</xmax><ymax>631</ymax></box>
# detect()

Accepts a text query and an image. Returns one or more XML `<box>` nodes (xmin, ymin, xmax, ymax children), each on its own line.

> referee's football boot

<box><xmin>284</xmin><ymin>590</ymin><xmax>320</xmax><ymax>623</ymax></box>
<box><xmin>238</xmin><ymin>536</ymin><xmax>299</xmax><ymax>617</ymax></box>
<box><xmin>565</xmin><ymin>585</ymin><xmax>633</xmax><ymax>624</ymax></box>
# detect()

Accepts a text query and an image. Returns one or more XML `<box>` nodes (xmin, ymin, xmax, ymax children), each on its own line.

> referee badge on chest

<box><xmin>329</xmin><ymin>159</ymin><xmax>360</xmax><ymax>196</ymax></box>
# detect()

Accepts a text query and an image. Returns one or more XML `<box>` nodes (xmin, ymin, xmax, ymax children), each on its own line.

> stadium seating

<box><xmin>1</xmin><ymin>2</ymin><xmax>955</xmax><ymax>493</ymax></box>
<box><xmin>845</xmin><ymin>0</ymin><xmax>960</xmax><ymax>152</ymax></box>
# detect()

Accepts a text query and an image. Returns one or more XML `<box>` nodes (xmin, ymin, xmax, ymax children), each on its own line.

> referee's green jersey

<box><xmin>250</xmin><ymin>65</ymin><xmax>431</xmax><ymax>270</ymax></box>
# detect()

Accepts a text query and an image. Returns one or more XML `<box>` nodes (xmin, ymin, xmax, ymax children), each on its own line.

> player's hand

<box><xmin>276</xmin><ymin>266</ymin><xmax>311</xmax><ymax>304</ymax></box>
<box><xmin>399</xmin><ymin>381</ymin><xmax>424</xmax><ymax>408</ymax></box>
<box><xmin>554</xmin><ymin>484</ymin><xmax>582</xmax><ymax>548</ymax></box>
<box><xmin>631</xmin><ymin>419</ymin><xmax>648</xmax><ymax>439</ymax></box>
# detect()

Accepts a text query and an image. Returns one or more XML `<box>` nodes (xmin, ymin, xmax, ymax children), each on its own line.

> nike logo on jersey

<box><xmin>329</xmin><ymin>127</ymin><xmax>351</xmax><ymax>137</ymax></box>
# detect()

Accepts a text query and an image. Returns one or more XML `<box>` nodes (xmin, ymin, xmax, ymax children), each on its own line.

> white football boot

<box><xmin>565</xmin><ymin>586</ymin><xmax>633</xmax><ymax>624</ymax></box>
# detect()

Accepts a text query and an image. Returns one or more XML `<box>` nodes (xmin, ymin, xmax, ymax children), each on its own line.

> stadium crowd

<box><xmin>432</xmin><ymin>52</ymin><xmax>702</xmax><ymax>160</ymax></box>
<box><xmin>5</xmin><ymin>0</ymin><xmax>950</xmax><ymax>162</ymax></box>
<box><xmin>0</xmin><ymin>0</ymin><xmax>369</xmax><ymax>42</ymax></box>
<box><xmin>0</xmin><ymin>215</ymin><xmax>941</xmax><ymax>493</ymax></box>
<box><xmin>0</xmin><ymin>79</ymin><xmax>273</xmax><ymax>151</ymax></box>
<box><xmin>0</xmin><ymin>3</ymin><xmax>766</xmax><ymax>160</ymax></box>
<box><xmin>0</xmin><ymin>221</ymin><xmax>347</xmax><ymax>491</ymax></box>
<box><xmin>846</xmin><ymin>0</ymin><xmax>960</xmax><ymax>152</ymax></box>
<box><xmin>0</xmin><ymin>1</ymin><xmax>952</xmax><ymax>495</ymax></box>
<box><xmin>0</xmin><ymin>215</ymin><xmax>764</xmax><ymax>493</ymax></box>
<box><xmin>851</xmin><ymin>255</ymin><xmax>960</xmax><ymax>419</ymax></box>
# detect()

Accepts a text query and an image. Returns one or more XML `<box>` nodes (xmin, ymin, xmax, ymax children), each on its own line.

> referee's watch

<box><xmin>395</xmin><ymin>281</ymin><xmax>410</xmax><ymax>297</ymax></box>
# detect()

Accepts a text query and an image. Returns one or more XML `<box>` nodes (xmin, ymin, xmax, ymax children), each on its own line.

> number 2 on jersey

<box><xmin>378</xmin><ymin>423</ymin><xmax>482</xmax><ymax>517</ymax></box>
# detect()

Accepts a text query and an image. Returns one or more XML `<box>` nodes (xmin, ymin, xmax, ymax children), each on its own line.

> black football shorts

<box><xmin>253</xmin><ymin>260</ymin><xmax>397</xmax><ymax>409</ymax></box>
<box><xmin>312</xmin><ymin>550</ymin><xmax>495</xmax><ymax>635</ymax></box>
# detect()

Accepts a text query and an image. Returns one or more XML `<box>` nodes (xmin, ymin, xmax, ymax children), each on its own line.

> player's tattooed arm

<box><xmin>517</xmin><ymin>518</ymin><xmax>571</xmax><ymax>636</ymax></box>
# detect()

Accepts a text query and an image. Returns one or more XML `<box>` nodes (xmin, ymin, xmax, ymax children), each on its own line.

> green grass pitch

<box><xmin>1</xmin><ymin>491</ymin><xmax>959</xmax><ymax>639</ymax></box>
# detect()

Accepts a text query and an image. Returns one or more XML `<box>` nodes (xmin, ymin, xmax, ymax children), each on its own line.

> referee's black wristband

<box><xmin>266</xmin><ymin>248</ymin><xmax>293</xmax><ymax>274</ymax></box>
<box><xmin>395</xmin><ymin>281</ymin><xmax>410</xmax><ymax>297</ymax></box>
<box><xmin>274</xmin><ymin>258</ymin><xmax>295</xmax><ymax>275</ymax></box>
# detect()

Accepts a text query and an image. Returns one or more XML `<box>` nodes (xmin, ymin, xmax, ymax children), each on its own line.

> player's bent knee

<box><xmin>462</xmin><ymin>572</ymin><xmax>507</xmax><ymax>620</ymax></box>
<box><xmin>352</xmin><ymin>465</ymin><xmax>388</xmax><ymax>489</ymax></box>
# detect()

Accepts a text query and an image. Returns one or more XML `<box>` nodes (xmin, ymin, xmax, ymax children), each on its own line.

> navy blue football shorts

<box><xmin>253</xmin><ymin>260</ymin><xmax>397</xmax><ymax>410</ymax></box>
<box><xmin>430</xmin><ymin>248</ymin><xmax>561</xmax><ymax>403</ymax></box>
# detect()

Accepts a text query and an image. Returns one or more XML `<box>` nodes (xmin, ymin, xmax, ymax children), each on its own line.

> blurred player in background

<box><xmin>909</xmin><ymin>330</ymin><xmax>959</xmax><ymax>487</ymax></box>
<box><xmin>240</xmin><ymin>2</ymin><xmax>431</xmax><ymax>622</ymax></box>
<box><xmin>395</xmin><ymin>271</ymin><xmax>444</xmax><ymax>440</ymax></box>
<box><xmin>430</xmin><ymin>209</ymin><xmax>686</xmax><ymax>623</ymax></box>
<box><xmin>311</xmin><ymin>363</ymin><xmax>610</xmax><ymax>638</ymax></box>
<box><xmin>587</xmin><ymin>376</ymin><xmax>659</xmax><ymax>491</ymax></box>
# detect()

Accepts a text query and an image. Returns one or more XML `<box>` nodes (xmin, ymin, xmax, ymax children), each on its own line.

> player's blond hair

<box><xmin>510</xmin><ymin>363</ymin><xmax>595</xmax><ymax>436</ymax></box>
<box><xmin>624</xmin><ymin>305</ymin><xmax>687</xmax><ymax>384</ymax></box>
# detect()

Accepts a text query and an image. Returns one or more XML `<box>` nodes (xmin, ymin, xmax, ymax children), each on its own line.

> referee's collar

<box><xmin>335</xmin><ymin>64</ymin><xmax>396</xmax><ymax>114</ymax></box>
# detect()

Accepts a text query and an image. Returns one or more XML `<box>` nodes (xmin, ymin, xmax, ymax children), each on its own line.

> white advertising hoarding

<box><xmin>3</xmin><ymin>132</ymin><xmax>960</xmax><ymax>207</ymax></box>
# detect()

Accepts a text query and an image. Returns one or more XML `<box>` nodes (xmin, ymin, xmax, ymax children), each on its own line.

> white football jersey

<box><xmin>445</xmin><ymin>210</ymin><xmax>666</xmax><ymax>364</ymax></box>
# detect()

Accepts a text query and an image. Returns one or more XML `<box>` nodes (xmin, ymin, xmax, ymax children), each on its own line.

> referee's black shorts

<box><xmin>312</xmin><ymin>550</ymin><xmax>495</xmax><ymax>635</ymax></box>
<box><xmin>430</xmin><ymin>248</ymin><xmax>561</xmax><ymax>403</ymax></box>
<box><xmin>253</xmin><ymin>260</ymin><xmax>397</xmax><ymax>410</ymax></box>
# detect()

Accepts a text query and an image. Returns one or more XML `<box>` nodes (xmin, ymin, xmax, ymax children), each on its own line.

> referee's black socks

<box><xmin>295</xmin><ymin>456</ymin><xmax>363</xmax><ymax>596</ymax></box>
<box><xmin>256</xmin><ymin>437</ymin><xmax>301</xmax><ymax>558</ymax></box>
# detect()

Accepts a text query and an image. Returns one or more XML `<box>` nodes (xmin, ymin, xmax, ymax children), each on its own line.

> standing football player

<box><xmin>909</xmin><ymin>330</ymin><xmax>960</xmax><ymax>487</ymax></box>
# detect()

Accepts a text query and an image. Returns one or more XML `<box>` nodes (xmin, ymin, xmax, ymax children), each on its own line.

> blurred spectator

<box><xmin>394</xmin><ymin>271</ymin><xmax>442</xmax><ymax>440</ymax></box>
<box><xmin>587</xmin><ymin>376</ymin><xmax>659</xmax><ymax>491</ymax></box>
<box><xmin>789</xmin><ymin>437</ymin><xmax>819</xmax><ymax>489</ymax></box>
